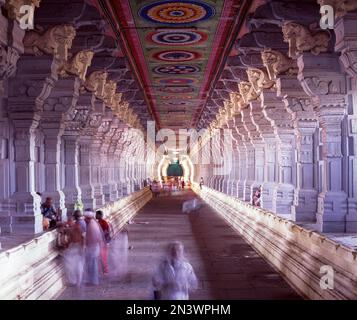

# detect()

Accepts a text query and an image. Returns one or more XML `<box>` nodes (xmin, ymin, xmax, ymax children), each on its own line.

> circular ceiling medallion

<box><xmin>158</xmin><ymin>86</ymin><xmax>195</xmax><ymax>94</ymax></box>
<box><xmin>147</xmin><ymin>29</ymin><xmax>208</xmax><ymax>46</ymax></box>
<box><xmin>153</xmin><ymin>50</ymin><xmax>201</xmax><ymax>62</ymax></box>
<box><xmin>161</xmin><ymin>95</ymin><xmax>194</xmax><ymax>100</ymax></box>
<box><xmin>156</xmin><ymin>78</ymin><xmax>198</xmax><ymax>85</ymax></box>
<box><xmin>154</xmin><ymin>65</ymin><xmax>200</xmax><ymax>75</ymax></box>
<box><xmin>162</xmin><ymin>101</ymin><xmax>194</xmax><ymax>106</ymax></box>
<box><xmin>139</xmin><ymin>1</ymin><xmax>215</xmax><ymax>24</ymax></box>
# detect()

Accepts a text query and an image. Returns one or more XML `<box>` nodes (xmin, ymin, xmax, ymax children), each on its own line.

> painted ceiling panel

<box><xmin>102</xmin><ymin>0</ymin><xmax>244</xmax><ymax>129</ymax></box>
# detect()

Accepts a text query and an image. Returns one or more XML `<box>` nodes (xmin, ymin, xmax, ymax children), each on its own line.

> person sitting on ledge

<box><xmin>41</xmin><ymin>197</ymin><xmax>58</xmax><ymax>230</ymax></box>
<box><xmin>252</xmin><ymin>186</ymin><xmax>262</xmax><ymax>207</ymax></box>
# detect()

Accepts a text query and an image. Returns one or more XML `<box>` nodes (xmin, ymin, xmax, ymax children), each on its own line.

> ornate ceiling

<box><xmin>95</xmin><ymin>0</ymin><xmax>248</xmax><ymax>129</ymax></box>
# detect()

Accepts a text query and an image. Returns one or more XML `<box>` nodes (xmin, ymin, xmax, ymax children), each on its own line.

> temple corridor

<box><xmin>1</xmin><ymin>0</ymin><xmax>357</xmax><ymax>301</ymax></box>
<box><xmin>58</xmin><ymin>191</ymin><xmax>300</xmax><ymax>300</ymax></box>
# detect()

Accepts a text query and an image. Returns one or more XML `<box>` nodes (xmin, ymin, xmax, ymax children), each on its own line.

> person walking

<box><xmin>152</xmin><ymin>241</ymin><xmax>198</xmax><ymax>300</ymax></box>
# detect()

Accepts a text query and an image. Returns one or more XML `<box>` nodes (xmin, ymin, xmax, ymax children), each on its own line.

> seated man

<box><xmin>41</xmin><ymin>197</ymin><xmax>58</xmax><ymax>230</ymax></box>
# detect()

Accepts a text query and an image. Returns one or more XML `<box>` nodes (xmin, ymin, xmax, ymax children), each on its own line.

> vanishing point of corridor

<box><xmin>58</xmin><ymin>191</ymin><xmax>300</xmax><ymax>300</ymax></box>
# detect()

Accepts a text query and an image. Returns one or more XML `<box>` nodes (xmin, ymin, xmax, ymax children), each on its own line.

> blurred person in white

<box><xmin>152</xmin><ymin>241</ymin><xmax>198</xmax><ymax>300</ymax></box>
<box><xmin>63</xmin><ymin>210</ymin><xmax>86</xmax><ymax>287</ymax></box>
<box><xmin>108</xmin><ymin>223</ymin><xmax>129</xmax><ymax>280</ymax></box>
<box><xmin>84</xmin><ymin>209</ymin><xmax>104</xmax><ymax>285</ymax></box>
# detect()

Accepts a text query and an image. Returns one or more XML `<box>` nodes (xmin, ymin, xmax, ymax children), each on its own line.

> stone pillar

<box><xmin>10</xmin><ymin>121</ymin><xmax>42</xmax><ymax>234</ymax></box>
<box><xmin>298</xmin><ymin>53</ymin><xmax>348</xmax><ymax>232</ymax></box>
<box><xmin>278</xmin><ymin>76</ymin><xmax>318</xmax><ymax>222</ymax></box>
<box><xmin>62</xmin><ymin>135</ymin><xmax>81</xmax><ymax>213</ymax></box>
<box><xmin>78</xmin><ymin>140</ymin><xmax>95</xmax><ymax>209</ymax></box>
<box><xmin>334</xmin><ymin>12</ymin><xmax>357</xmax><ymax>231</ymax></box>
<box><xmin>261</xmin><ymin>91</ymin><xmax>296</xmax><ymax>217</ymax></box>
<box><xmin>41</xmin><ymin>124</ymin><xmax>67</xmax><ymax>220</ymax></box>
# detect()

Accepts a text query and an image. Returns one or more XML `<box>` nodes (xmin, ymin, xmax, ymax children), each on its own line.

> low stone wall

<box><xmin>193</xmin><ymin>184</ymin><xmax>357</xmax><ymax>300</ymax></box>
<box><xmin>0</xmin><ymin>187</ymin><xmax>152</xmax><ymax>300</ymax></box>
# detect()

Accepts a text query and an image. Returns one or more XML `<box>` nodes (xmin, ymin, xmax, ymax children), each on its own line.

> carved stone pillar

<box><xmin>297</xmin><ymin>52</ymin><xmax>348</xmax><ymax>232</ymax></box>
<box><xmin>9</xmin><ymin>120</ymin><xmax>42</xmax><ymax>234</ymax></box>
<box><xmin>261</xmin><ymin>90</ymin><xmax>296</xmax><ymax>217</ymax></box>
<box><xmin>277</xmin><ymin>76</ymin><xmax>318</xmax><ymax>222</ymax></box>
<box><xmin>62</xmin><ymin>135</ymin><xmax>81</xmax><ymax>213</ymax></box>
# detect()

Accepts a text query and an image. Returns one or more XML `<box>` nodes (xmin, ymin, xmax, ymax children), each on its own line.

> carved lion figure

<box><xmin>58</xmin><ymin>50</ymin><xmax>94</xmax><ymax>80</ymax></box>
<box><xmin>238</xmin><ymin>81</ymin><xmax>259</xmax><ymax>104</ymax></box>
<box><xmin>24</xmin><ymin>25</ymin><xmax>76</xmax><ymax>61</ymax></box>
<box><xmin>84</xmin><ymin>71</ymin><xmax>108</xmax><ymax>98</ymax></box>
<box><xmin>282</xmin><ymin>22</ymin><xmax>330</xmax><ymax>58</ymax></box>
<box><xmin>247</xmin><ymin>68</ymin><xmax>275</xmax><ymax>93</ymax></box>
<box><xmin>103</xmin><ymin>81</ymin><xmax>117</xmax><ymax>106</ymax></box>
<box><xmin>261</xmin><ymin>49</ymin><xmax>298</xmax><ymax>80</ymax></box>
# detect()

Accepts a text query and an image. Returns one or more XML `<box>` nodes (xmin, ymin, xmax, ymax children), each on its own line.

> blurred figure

<box><xmin>63</xmin><ymin>210</ymin><xmax>86</xmax><ymax>287</ymax></box>
<box><xmin>152</xmin><ymin>241</ymin><xmax>198</xmax><ymax>300</ymax></box>
<box><xmin>181</xmin><ymin>179</ymin><xmax>185</xmax><ymax>190</ymax></box>
<box><xmin>96</xmin><ymin>210</ymin><xmax>111</xmax><ymax>274</ymax></box>
<box><xmin>84</xmin><ymin>209</ymin><xmax>103</xmax><ymax>285</ymax></box>
<box><xmin>151</xmin><ymin>180</ymin><xmax>160</xmax><ymax>198</ymax></box>
<box><xmin>41</xmin><ymin>197</ymin><xmax>58</xmax><ymax>230</ymax></box>
<box><xmin>199</xmin><ymin>177</ymin><xmax>204</xmax><ymax>190</ymax></box>
<box><xmin>108</xmin><ymin>224</ymin><xmax>129</xmax><ymax>280</ymax></box>
<box><xmin>252</xmin><ymin>186</ymin><xmax>262</xmax><ymax>207</ymax></box>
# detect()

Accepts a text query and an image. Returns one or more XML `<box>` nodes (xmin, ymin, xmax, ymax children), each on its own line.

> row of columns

<box><xmin>0</xmin><ymin>1</ymin><xmax>147</xmax><ymax>234</ymax></box>
<box><xmin>194</xmin><ymin>3</ymin><xmax>357</xmax><ymax>233</ymax></box>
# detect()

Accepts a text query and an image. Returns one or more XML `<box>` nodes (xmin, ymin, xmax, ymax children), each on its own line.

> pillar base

<box><xmin>291</xmin><ymin>189</ymin><xmax>318</xmax><ymax>222</ymax></box>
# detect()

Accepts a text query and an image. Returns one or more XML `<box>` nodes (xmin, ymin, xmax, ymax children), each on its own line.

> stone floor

<box><xmin>58</xmin><ymin>190</ymin><xmax>300</xmax><ymax>300</ymax></box>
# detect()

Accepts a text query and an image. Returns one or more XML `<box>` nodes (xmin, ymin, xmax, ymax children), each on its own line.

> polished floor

<box><xmin>58</xmin><ymin>190</ymin><xmax>301</xmax><ymax>300</ymax></box>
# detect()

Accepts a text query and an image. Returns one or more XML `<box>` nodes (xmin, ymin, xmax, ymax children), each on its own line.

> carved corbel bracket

<box><xmin>261</xmin><ymin>49</ymin><xmax>298</xmax><ymax>80</ymax></box>
<box><xmin>247</xmin><ymin>68</ymin><xmax>275</xmax><ymax>93</ymax></box>
<box><xmin>238</xmin><ymin>81</ymin><xmax>259</xmax><ymax>105</ymax></box>
<box><xmin>23</xmin><ymin>24</ymin><xmax>76</xmax><ymax>61</ymax></box>
<box><xmin>83</xmin><ymin>70</ymin><xmax>108</xmax><ymax>99</ymax></box>
<box><xmin>58</xmin><ymin>50</ymin><xmax>94</xmax><ymax>80</ymax></box>
<box><xmin>103</xmin><ymin>80</ymin><xmax>117</xmax><ymax>106</ymax></box>
<box><xmin>282</xmin><ymin>22</ymin><xmax>330</xmax><ymax>58</ymax></box>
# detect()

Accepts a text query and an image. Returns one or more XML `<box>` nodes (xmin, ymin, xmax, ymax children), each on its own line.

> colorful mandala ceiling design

<box><xmin>138</xmin><ymin>1</ymin><xmax>216</xmax><ymax>24</ymax></box>
<box><xmin>147</xmin><ymin>29</ymin><xmax>208</xmax><ymax>46</ymax></box>
<box><xmin>158</xmin><ymin>86</ymin><xmax>195</xmax><ymax>93</ymax></box>
<box><xmin>107</xmin><ymin>0</ymin><xmax>241</xmax><ymax>127</ymax></box>
<box><xmin>153</xmin><ymin>65</ymin><xmax>200</xmax><ymax>75</ymax></box>
<box><xmin>156</xmin><ymin>78</ymin><xmax>198</xmax><ymax>85</ymax></box>
<box><xmin>153</xmin><ymin>50</ymin><xmax>202</xmax><ymax>62</ymax></box>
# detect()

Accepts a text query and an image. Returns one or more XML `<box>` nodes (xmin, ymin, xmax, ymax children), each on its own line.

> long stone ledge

<box><xmin>0</xmin><ymin>187</ymin><xmax>152</xmax><ymax>300</ymax></box>
<box><xmin>193</xmin><ymin>184</ymin><xmax>357</xmax><ymax>300</ymax></box>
